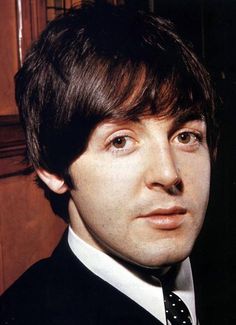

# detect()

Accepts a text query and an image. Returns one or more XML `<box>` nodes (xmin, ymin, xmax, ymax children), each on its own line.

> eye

<box><xmin>173</xmin><ymin>131</ymin><xmax>203</xmax><ymax>151</ymax></box>
<box><xmin>112</xmin><ymin>136</ymin><xmax>127</xmax><ymax>149</ymax></box>
<box><xmin>176</xmin><ymin>132</ymin><xmax>199</xmax><ymax>144</ymax></box>
<box><xmin>107</xmin><ymin>134</ymin><xmax>137</xmax><ymax>155</ymax></box>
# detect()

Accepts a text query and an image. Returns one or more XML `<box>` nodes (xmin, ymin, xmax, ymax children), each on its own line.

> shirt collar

<box><xmin>68</xmin><ymin>226</ymin><xmax>197</xmax><ymax>325</ymax></box>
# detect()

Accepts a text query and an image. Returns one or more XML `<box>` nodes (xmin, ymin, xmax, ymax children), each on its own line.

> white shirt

<box><xmin>68</xmin><ymin>226</ymin><xmax>197</xmax><ymax>325</ymax></box>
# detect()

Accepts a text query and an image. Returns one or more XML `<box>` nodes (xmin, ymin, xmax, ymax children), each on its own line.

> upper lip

<box><xmin>140</xmin><ymin>206</ymin><xmax>187</xmax><ymax>217</ymax></box>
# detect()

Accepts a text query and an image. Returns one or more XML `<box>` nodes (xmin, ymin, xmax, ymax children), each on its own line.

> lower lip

<box><xmin>143</xmin><ymin>214</ymin><xmax>186</xmax><ymax>230</ymax></box>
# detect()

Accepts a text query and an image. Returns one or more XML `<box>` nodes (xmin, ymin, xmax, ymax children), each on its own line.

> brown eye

<box><xmin>177</xmin><ymin>132</ymin><xmax>194</xmax><ymax>144</ymax></box>
<box><xmin>112</xmin><ymin>136</ymin><xmax>127</xmax><ymax>148</ymax></box>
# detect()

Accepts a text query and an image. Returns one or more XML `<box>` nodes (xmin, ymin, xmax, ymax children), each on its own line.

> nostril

<box><xmin>166</xmin><ymin>178</ymin><xmax>183</xmax><ymax>195</ymax></box>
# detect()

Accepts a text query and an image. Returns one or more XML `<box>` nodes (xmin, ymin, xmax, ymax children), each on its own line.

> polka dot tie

<box><xmin>163</xmin><ymin>290</ymin><xmax>192</xmax><ymax>325</ymax></box>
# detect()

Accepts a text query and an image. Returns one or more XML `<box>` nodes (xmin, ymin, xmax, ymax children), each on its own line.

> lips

<box><xmin>139</xmin><ymin>206</ymin><xmax>187</xmax><ymax>230</ymax></box>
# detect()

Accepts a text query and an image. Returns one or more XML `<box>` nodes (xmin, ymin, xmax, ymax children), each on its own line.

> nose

<box><xmin>144</xmin><ymin>144</ymin><xmax>182</xmax><ymax>193</ymax></box>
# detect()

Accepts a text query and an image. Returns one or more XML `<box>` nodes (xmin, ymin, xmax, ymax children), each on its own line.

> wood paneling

<box><xmin>0</xmin><ymin>173</ymin><xmax>67</xmax><ymax>293</ymax></box>
<box><xmin>20</xmin><ymin>0</ymin><xmax>47</xmax><ymax>60</ymax></box>
<box><xmin>0</xmin><ymin>0</ymin><xmax>47</xmax><ymax>116</ymax></box>
<box><xmin>0</xmin><ymin>115</ymin><xmax>28</xmax><ymax>179</ymax></box>
<box><xmin>0</xmin><ymin>1</ymin><xmax>18</xmax><ymax>115</ymax></box>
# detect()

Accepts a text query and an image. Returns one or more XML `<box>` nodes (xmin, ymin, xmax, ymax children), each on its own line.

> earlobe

<box><xmin>36</xmin><ymin>168</ymin><xmax>68</xmax><ymax>194</ymax></box>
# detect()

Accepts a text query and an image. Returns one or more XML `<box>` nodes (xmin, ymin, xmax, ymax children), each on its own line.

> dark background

<box><xmin>124</xmin><ymin>0</ymin><xmax>236</xmax><ymax>323</ymax></box>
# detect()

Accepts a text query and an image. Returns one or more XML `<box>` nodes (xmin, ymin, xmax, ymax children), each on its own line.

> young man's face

<box><xmin>69</xmin><ymin>115</ymin><xmax>210</xmax><ymax>267</ymax></box>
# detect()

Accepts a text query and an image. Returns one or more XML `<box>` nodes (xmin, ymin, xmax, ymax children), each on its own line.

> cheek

<box><xmin>193</xmin><ymin>156</ymin><xmax>210</xmax><ymax>197</ymax></box>
<box><xmin>178</xmin><ymin>150</ymin><xmax>210</xmax><ymax>185</ymax></box>
<box><xmin>177</xmin><ymin>151</ymin><xmax>211</xmax><ymax>205</ymax></box>
<box><xmin>186</xmin><ymin>163</ymin><xmax>210</xmax><ymax>230</ymax></box>
<box><xmin>90</xmin><ymin>153</ymin><xmax>142</xmax><ymax>187</ymax></box>
<box><xmin>70</xmin><ymin>158</ymin><xmax>143</xmax><ymax>217</ymax></box>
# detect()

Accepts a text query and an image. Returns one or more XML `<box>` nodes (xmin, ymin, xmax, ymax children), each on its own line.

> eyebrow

<box><xmin>168</xmin><ymin>111</ymin><xmax>205</xmax><ymax>135</ymax></box>
<box><xmin>173</xmin><ymin>110</ymin><xmax>204</xmax><ymax>126</ymax></box>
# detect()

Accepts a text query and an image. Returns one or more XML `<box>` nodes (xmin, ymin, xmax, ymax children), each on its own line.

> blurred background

<box><xmin>0</xmin><ymin>0</ymin><xmax>235</xmax><ymax>323</ymax></box>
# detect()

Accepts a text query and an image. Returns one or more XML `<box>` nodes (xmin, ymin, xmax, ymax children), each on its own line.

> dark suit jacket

<box><xmin>1</xmin><ymin>231</ymin><xmax>163</xmax><ymax>325</ymax></box>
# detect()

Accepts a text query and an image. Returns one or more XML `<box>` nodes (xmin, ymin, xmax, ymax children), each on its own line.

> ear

<box><xmin>36</xmin><ymin>168</ymin><xmax>68</xmax><ymax>194</ymax></box>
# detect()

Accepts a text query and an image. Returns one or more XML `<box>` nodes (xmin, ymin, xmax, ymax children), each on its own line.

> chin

<box><xmin>132</xmin><ymin>255</ymin><xmax>187</xmax><ymax>269</ymax></box>
<box><xmin>126</xmin><ymin>242</ymin><xmax>194</xmax><ymax>269</ymax></box>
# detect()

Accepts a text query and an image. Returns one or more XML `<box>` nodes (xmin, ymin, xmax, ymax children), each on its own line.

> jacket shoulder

<box><xmin>1</xmin><ymin>258</ymin><xmax>55</xmax><ymax>325</ymax></box>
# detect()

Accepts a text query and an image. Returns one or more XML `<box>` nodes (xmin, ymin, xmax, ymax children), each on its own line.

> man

<box><xmin>1</xmin><ymin>3</ymin><xmax>217</xmax><ymax>325</ymax></box>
